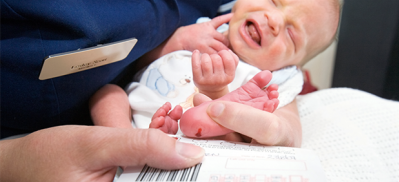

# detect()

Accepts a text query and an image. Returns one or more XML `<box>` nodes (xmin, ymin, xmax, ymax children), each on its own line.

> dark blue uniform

<box><xmin>1</xmin><ymin>0</ymin><xmax>233</xmax><ymax>138</ymax></box>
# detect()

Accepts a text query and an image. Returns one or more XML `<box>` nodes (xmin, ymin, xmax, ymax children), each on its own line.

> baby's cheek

<box><xmin>180</xmin><ymin>102</ymin><xmax>233</xmax><ymax>138</ymax></box>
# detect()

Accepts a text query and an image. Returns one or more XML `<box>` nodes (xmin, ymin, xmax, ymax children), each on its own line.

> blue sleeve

<box><xmin>0</xmin><ymin>0</ymin><xmax>235</xmax><ymax>138</ymax></box>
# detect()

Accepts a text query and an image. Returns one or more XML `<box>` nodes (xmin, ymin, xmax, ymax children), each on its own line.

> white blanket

<box><xmin>297</xmin><ymin>88</ymin><xmax>399</xmax><ymax>182</ymax></box>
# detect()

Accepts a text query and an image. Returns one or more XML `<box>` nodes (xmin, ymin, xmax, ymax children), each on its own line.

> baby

<box><xmin>90</xmin><ymin>0</ymin><xmax>340</xmax><ymax>147</ymax></box>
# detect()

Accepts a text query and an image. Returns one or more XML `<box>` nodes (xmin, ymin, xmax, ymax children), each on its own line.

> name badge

<box><xmin>39</xmin><ymin>38</ymin><xmax>138</xmax><ymax>80</ymax></box>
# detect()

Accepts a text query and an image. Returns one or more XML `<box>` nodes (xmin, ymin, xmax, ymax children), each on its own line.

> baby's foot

<box><xmin>218</xmin><ymin>70</ymin><xmax>279</xmax><ymax>112</ymax></box>
<box><xmin>150</xmin><ymin>102</ymin><xmax>182</xmax><ymax>134</ymax></box>
<box><xmin>180</xmin><ymin>70</ymin><xmax>279</xmax><ymax>138</ymax></box>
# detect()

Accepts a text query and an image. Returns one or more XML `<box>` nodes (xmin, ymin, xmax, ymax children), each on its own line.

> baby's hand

<box><xmin>166</xmin><ymin>13</ymin><xmax>233</xmax><ymax>54</ymax></box>
<box><xmin>192</xmin><ymin>49</ymin><xmax>239</xmax><ymax>99</ymax></box>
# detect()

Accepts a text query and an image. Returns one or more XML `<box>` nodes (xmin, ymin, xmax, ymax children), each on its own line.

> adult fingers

<box><xmin>210</xmin><ymin>40</ymin><xmax>229</xmax><ymax>53</ymax></box>
<box><xmin>196</xmin><ymin>44</ymin><xmax>218</xmax><ymax>54</ymax></box>
<box><xmin>87</xmin><ymin>127</ymin><xmax>204</xmax><ymax>170</ymax></box>
<box><xmin>209</xmin><ymin>13</ymin><xmax>233</xmax><ymax>46</ymax></box>
<box><xmin>210</xmin><ymin>13</ymin><xmax>233</xmax><ymax>28</ymax></box>
<box><xmin>212</xmin><ymin>31</ymin><xmax>230</xmax><ymax>47</ymax></box>
<box><xmin>206</xmin><ymin>101</ymin><xmax>287</xmax><ymax>146</ymax></box>
<box><xmin>2</xmin><ymin>126</ymin><xmax>204</xmax><ymax>182</ymax></box>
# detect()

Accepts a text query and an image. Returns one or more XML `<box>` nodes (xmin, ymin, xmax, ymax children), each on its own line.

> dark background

<box><xmin>333</xmin><ymin>0</ymin><xmax>399</xmax><ymax>101</ymax></box>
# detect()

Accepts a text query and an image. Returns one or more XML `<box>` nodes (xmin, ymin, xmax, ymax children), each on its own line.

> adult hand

<box><xmin>138</xmin><ymin>13</ymin><xmax>233</xmax><ymax>68</ymax></box>
<box><xmin>205</xmin><ymin>100</ymin><xmax>302</xmax><ymax>147</ymax></box>
<box><xmin>0</xmin><ymin>125</ymin><xmax>204</xmax><ymax>182</ymax></box>
<box><xmin>165</xmin><ymin>13</ymin><xmax>233</xmax><ymax>54</ymax></box>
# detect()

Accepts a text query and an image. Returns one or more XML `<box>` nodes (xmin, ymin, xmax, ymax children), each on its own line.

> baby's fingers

<box><xmin>192</xmin><ymin>50</ymin><xmax>214</xmax><ymax>80</ymax></box>
<box><xmin>209</xmin><ymin>54</ymin><xmax>224</xmax><ymax>76</ymax></box>
<box><xmin>218</xmin><ymin>50</ymin><xmax>238</xmax><ymax>77</ymax></box>
<box><xmin>199</xmin><ymin>53</ymin><xmax>213</xmax><ymax>78</ymax></box>
<box><xmin>192</xmin><ymin>50</ymin><xmax>203</xmax><ymax>78</ymax></box>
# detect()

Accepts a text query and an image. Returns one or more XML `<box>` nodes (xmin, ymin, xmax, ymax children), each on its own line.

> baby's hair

<box><xmin>302</xmin><ymin>0</ymin><xmax>342</xmax><ymax>65</ymax></box>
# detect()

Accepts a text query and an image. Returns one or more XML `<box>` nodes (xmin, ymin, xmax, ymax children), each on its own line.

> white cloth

<box><xmin>297</xmin><ymin>88</ymin><xmax>399</xmax><ymax>182</ymax></box>
<box><xmin>126</xmin><ymin>50</ymin><xmax>303</xmax><ymax>129</ymax></box>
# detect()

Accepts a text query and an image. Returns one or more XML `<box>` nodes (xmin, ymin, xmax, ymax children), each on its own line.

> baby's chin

<box><xmin>241</xmin><ymin>57</ymin><xmax>284</xmax><ymax>72</ymax></box>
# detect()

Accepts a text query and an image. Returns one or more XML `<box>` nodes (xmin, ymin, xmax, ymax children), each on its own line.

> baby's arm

<box><xmin>192</xmin><ymin>49</ymin><xmax>239</xmax><ymax>100</ymax></box>
<box><xmin>89</xmin><ymin>84</ymin><xmax>133</xmax><ymax>128</ymax></box>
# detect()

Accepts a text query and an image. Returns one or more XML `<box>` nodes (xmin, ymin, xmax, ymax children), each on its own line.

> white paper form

<box><xmin>117</xmin><ymin>136</ymin><xmax>326</xmax><ymax>182</ymax></box>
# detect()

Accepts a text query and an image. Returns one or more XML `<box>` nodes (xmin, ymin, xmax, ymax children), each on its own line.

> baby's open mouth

<box><xmin>246</xmin><ymin>21</ymin><xmax>261</xmax><ymax>46</ymax></box>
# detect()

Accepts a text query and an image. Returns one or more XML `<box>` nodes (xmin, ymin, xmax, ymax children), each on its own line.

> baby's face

<box><xmin>227</xmin><ymin>0</ymin><xmax>339</xmax><ymax>71</ymax></box>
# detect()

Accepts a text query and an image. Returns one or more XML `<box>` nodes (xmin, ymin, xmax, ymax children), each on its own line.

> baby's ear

<box><xmin>193</xmin><ymin>93</ymin><xmax>212</xmax><ymax>106</ymax></box>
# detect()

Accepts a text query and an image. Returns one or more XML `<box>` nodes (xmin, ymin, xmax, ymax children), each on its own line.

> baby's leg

<box><xmin>150</xmin><ymin>102</ymin><xmax>182</xmax><ymax>134</ymax></box>
<box><xmin>90</xmin><ymin>84</ymin><xmax>133</xmax><ymax>128</ymax></box>
<box><xmin>180</xmin><ymin>70</ymin><xmax>279</xmax><ymax>138</ymax></box>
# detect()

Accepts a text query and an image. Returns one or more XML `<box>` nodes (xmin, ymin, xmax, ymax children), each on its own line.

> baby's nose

<box><xmin>264</xmin><ymin>12</ymin><xmax>283</xmax><ymax>36</ymax></box>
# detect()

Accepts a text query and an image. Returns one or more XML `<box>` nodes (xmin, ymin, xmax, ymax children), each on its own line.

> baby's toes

<box><xmin>263</xmin><ymin>100</ymin><xmax>277</xmax><ymax>113</ymax></box>
<box><xmin>149</xmin><ymin>117</ymin><xmax>166</xmax><ymax>129</ymax></box>
<box><xmin>152</xmin><ymin>102</ymin><xmax>172</xmax><ymax>119</ymax></box>
<box><xmin>268</xmin><ymin>90</ymin><xmax>279</xmax><ymax>100</ymax></box>
<box><xmin>158</xmin><ymin>122</ymin><xmax>170</xmax><ymax>133</ymax></box>
<box><xmin>165</xmin><ymin>116</ymin><xmax>179</xmax><ymax>134</ymax></box>
<box><xmin>168</xmin><ymin>105</ymin><xmax>183</xmax><ymax>121</ymax></box>
<box><xmin>266</xmin><ymin>84</ymin><xmax>279</xmax><ymax>98</ymax></box>
<box><xmin>253</xmin><ymin>70</ymin><xmax>273</xmax><ymax>89</ymax></box>
<box><xmin>270</xmin><ymin>99</ymin><xmax>279</xmax><ymax>112</ymax></box>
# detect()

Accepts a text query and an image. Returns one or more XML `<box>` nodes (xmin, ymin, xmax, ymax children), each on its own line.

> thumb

<box><xmin>205</xmin><ymin>101</ymin><xmax>277</xmax><ymax>142</ymax></box>
<box><xmin>91</xmin><ymin>127</ymin><xmax>204</xmax><ymax>170</ymax></box>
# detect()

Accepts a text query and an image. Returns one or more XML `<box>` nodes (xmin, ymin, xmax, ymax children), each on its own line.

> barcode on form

<box><xmin>135</xmin><ymin>163</ymin><xmax>202</xmax><ymax>182</ymax></box>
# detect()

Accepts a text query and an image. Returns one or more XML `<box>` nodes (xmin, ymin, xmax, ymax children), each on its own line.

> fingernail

<box><xmin>208</xmin><ymin>102</ymin><xmax>225</xmax><ymax>117</ymax></box>
<box><xmin>175</xmin><ymin>141</ymin><xmax>204</xmax><ymax>159</ymax></box>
